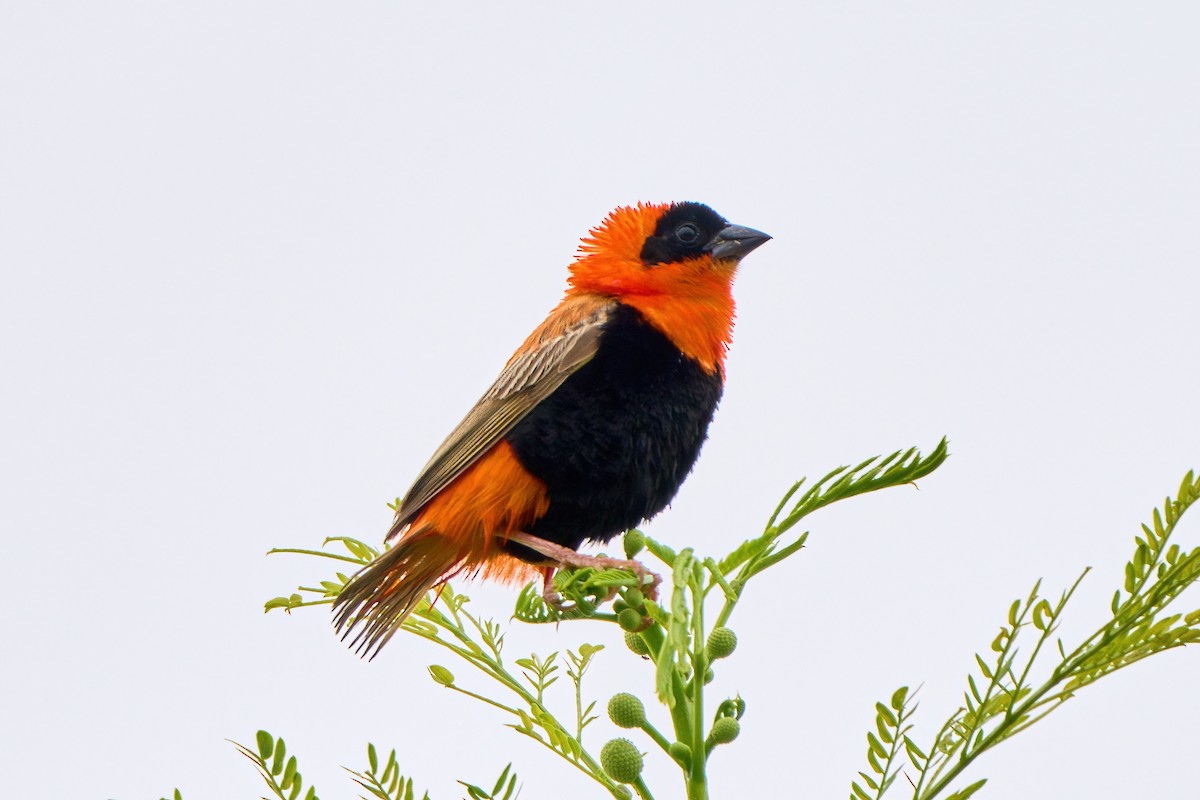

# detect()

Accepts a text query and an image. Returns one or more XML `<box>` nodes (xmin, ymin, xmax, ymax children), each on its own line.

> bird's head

<box><xmin>567</xmin><ymin>202</ymin><xmax>770</xmax><ymax>299</ymax></box>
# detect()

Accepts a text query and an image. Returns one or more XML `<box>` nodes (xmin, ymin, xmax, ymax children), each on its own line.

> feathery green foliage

<box><xmin>229</xmin><ymin>730</ymin><xmax>516</xmax><ymax>800</ymax></box>
<box><xmin>252</xmin><ymin>441</ymin><xmax>949</xmax><ymax>799</ymax></box>
<box><xmin>177</xmin><ymin>441</ymin><xmax>1200</xmax><ymax>799</ymax></box>
<box><xmin>231</xmin><ymin>731</ymin><xmax>319</xmax><ymax>800</ymax></box>
<box><xmin>854</xmin><ymin>468</ymin><xmax>1200</xmax><ymax>799</ymax></box>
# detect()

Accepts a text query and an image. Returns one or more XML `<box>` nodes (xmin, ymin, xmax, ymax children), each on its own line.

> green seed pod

<box><xmin>623</xmin><ymin>530</ymin><xmax>645</xmax><ymax>558</ymax></box>
<box><xmin>624</xmin><ymin>631</ymin><xmax>651</xmax><ymax>656</ymax></box>
<box><xmin>706</xmin><ymin>627</ymin><xmax>738</xmax><ymax>660</ymax></box>
<box><xmin>607</xmin><ymin>693</ymin><xmax>647</xmax><ymax>728</ymax></box>
<box><xmin>600</xmin><ymin>738</ymin><xmax>644</xmax><ymax>784</ymax></box>
<box><xmin>708</xmin><ymin>717</ymin><xmax>741</xmax><ymax>745</ymax></box>
<box><xmin>617</xmin><ymin>608</ymin><xmax>645</xmax><ymax>632</ymax></box>
<box><xmin>668</xmin><ymin>741</ymin><xmax>692</xmax><ymax>767</ymax></box>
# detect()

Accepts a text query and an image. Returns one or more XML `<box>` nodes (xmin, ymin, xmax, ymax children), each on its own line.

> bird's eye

<box><xmin>675</xmin><ymin>222</ymin><xmax>701</xmax><ymax>245</ymax></box>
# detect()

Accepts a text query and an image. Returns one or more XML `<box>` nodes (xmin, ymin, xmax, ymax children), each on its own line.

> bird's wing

<box><xmin>388</xmin><ymin>298</ymin><xmax>615</xmax><ymax>536</ymax></box>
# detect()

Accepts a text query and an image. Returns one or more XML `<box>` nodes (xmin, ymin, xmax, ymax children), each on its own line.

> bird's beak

<box><xmin>708</xmin><ymin>223</ymin><xmax>772</xmax><ymax>261</ymax></box>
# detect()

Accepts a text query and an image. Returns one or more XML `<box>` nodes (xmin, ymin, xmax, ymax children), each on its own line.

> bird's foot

<box><xmin>509</xmin><ymin>532</ymin><xmax>662</xmax><ymax>605</ymax></box>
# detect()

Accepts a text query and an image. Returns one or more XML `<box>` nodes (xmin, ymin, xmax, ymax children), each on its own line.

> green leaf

<box><xmin>280</xmin><ymin>755</ymin><xmax>297</xmax><ymax>789</ymax></box>
<box><xmin>428</xmin><ymin>665</ymin><xmax>455</xmax><ymax>686</ymax></box>
<box><xmin>946</xmin><ymin>778</ymin><xmax>987</xmax><ymax>800</ymax></box>
<box><xmin>256</xmin><ymin>730</ymin><xmax>274</xmax><ymax>760</ymax></box>
<box><xmin>876</xmin><ymin>715</ymin><xmax>894</xmax><ymax>744</ymax></box>
<box><xmin>491</xmin><ymin>764</ymin><xmax>513</xmax><ymax>797</ymax></box>
<box><xmin>967</xmin><ymin>674</ymin><xmax>982</xmax><ymax>704</ymax></box>
<box><xmin>271</xmin><ymin>738</ymin><xmax>287</xmax><ymax>776</ymax></box>
<box><xmin>656</xmin><ymin>634</ymin><xmax>676</xmax><ymax>706</ymax></box>
<box><xmin>974</xmin><ymin>652</ymin><xmax>993</xmax><ymax>679</ymax></box>
<box><xmin>641</xmin><ymin>531</ymin><xmax>678</xmax><ymax>567</ymax></box>
<box><xmin>578</xmin><ymin>643</ymin><xmax>604</xmax><ymax>661</ymax></box>
<box><xmin>670</xmin><ymin>550</ymin><xmax>694</xmax><ymax>655</ymax></box>
<box><xmin>368</xmin><ymin>742</ymin><xmax>378</xmax><ymax>774</ymax></box>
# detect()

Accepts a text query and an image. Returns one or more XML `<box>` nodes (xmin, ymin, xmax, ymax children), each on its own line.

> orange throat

<box><xmin>569</xmin><ymin>260</ymin><xmax>737</xmax><ymax>375</ymax></box>
<box><xmin>620</xmin><ymin>286</ymin><xmax>735</xmax><ymax>376</ymax></box>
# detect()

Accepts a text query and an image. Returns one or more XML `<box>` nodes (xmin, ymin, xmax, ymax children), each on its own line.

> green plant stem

<box><xmin>573</xmin><ymin>665</ymin><xmax>585</xmax><ymax>742</ymax></box>
<box><xmin>688</xmin><ymin>579</ymin><xmax>708</xmax><ymax>800</ymax></box>
<box><xmin>638</xmin><ymin>721</ymin><xmax>674</xmax><ymax>757</ymax></box>
<box><xmin>447</xmin><ymin>685</ymin><xmax>521</xmax><ymax>717</ymax></box>
<box><xmin>632</xmin><ymin>776</ymin><xmax>656</xmax><ymax>800</ymax></box>
<box><xmin>414</xmin><ymin>608</ymin><xmax>622</xmax><ymax>796</ymax></box>
<box><xmin>514</xmin><ymin>728</ymin><xmax>619</xmax><ymax>795</ymax></box>
<box><xmin>266</xmin><ymin>547</ymin><xmax>365</xmax><ymax>564</ymax></box>
<box><xmin>919</xmin><ymin>677</ymin><xmax>1056</xmax><ymax>799</ymax></box>
<box><xmin>639</xmin><ymin>626</ymin><xmax>693</xmax><ymax>745</ymax></box>
<box><xmin>283</xmin><ymin>598</ymin><xmax>334</xmax><ymax>609</ymax></box>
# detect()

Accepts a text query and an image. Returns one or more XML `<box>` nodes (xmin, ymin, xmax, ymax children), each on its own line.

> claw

<box><xmin>541</xmin><ymin>567</ymin><xmax>570</xmax><ymax>611</ymax></box>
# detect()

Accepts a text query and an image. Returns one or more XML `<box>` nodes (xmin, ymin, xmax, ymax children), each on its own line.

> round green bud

<box><xmin>706</xmin><ymin>627</ymin><xmax>738</xmax><ymax>660</ymax></box>
<box><xmin>708</xmin><ymin>717</ymin><xmax>741</xmax><ymax>745</ymax></box>
<box><xmin>623</xmin><ymin>530</ymin><xmax>645</xmax><ymax>558</ymax></box>
<box><xmin>617</xmin><ymin>608</ymin><xmax>645</xmax><ymax>632</ymax></box>
<box><xmin>607</xmin><ymin>693</ymin><xmax>647</xmax><ymax>728</ymax></box>
<box><xmin>622</xmin><ymin>587</ymin><xmax>645</xmax><ymax>609</ymax></box>
<box><xmin>600</xmin><ymin>738</ymin><xmax>644</xmax><ymax>784</ymax></box>
<box><xmin>668</xmin><ymin>741</ymin><xmax>692</xmax><ymax>767</ymax></box>
<box><xmin>612</xmin><ymin>787</ymin><xmax>632</xmax><ymax>800</ymax></box>
<box><xmin>703</xmin><ymin>667</ymin><xmax>715</xmax><ymax>685</ymax></box>
<box><xmin>624</xmin><ymin>631</ymin><xmax>651</xmax><ymax>656</ymax></box>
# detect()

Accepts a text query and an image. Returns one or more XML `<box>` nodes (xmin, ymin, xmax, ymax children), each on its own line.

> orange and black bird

<box><xmin>333</xmin><ymin>202</ymin><xmax>770</xmax><ymax>656</ymax></box>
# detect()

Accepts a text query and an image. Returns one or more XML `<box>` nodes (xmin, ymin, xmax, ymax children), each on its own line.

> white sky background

<box><xmin>2</xmin><ymin>2</ymin><xmax>1198</xmax><ymax>798</ymax></box>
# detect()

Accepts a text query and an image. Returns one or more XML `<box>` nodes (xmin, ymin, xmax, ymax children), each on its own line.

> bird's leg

<box><xmin>508</xmin><ymin>531</ymin><xmax>662</xmax><ymax>605</ymax></box>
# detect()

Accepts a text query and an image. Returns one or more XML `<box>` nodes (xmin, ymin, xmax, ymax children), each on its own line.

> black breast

<box><xmin>503</xmin><ymin>303</ymin><xmax>723</xmax><ymax>559</ymax></box>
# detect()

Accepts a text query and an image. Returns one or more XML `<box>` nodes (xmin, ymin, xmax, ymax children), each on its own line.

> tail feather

<box><xmin>332</xmin><ymin>529</ymin><xmax>463</xmax><ymax>659</ymax></box>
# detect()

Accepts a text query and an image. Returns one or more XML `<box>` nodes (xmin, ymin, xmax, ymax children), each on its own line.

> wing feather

<box><xmin>388</xmin><ymin>299</ymin><xmax>614</xmax><ymax>536</ymax></box>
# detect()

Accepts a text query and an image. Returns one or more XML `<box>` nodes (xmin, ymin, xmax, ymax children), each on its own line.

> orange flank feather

<box><xmin>409</xmin><ymin>441</ymin><xmax>551</xmax><ymax>584</ymax></box>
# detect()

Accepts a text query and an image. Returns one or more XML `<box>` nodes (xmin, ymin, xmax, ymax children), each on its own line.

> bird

<box><xmin>333</xmin><ymin>201</ymin><xmax>770</xmax><ymax>656</ymax></box>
